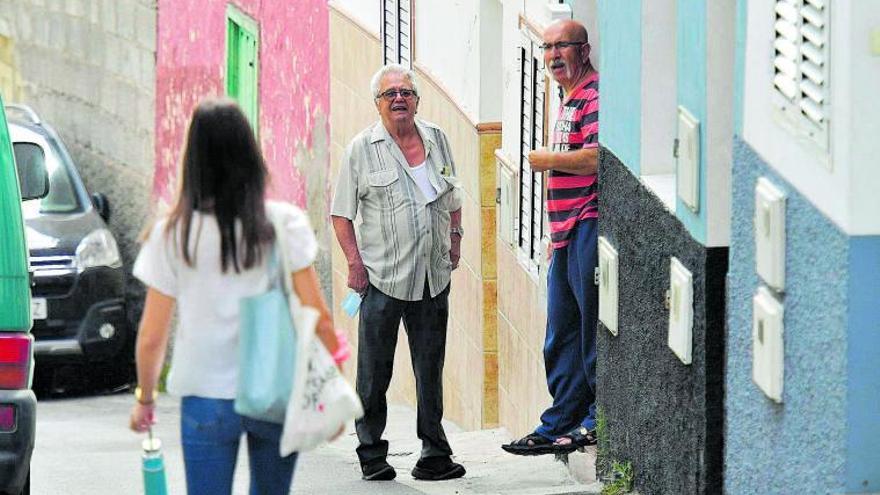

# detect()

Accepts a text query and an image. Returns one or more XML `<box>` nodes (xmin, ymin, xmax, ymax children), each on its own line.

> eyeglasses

<box><xmin>539</xmin><ymin>41</ymin><xmax>587</xmax><ymax>52</ymax></box>
<box><xmin>376</xmin><ymin>88</ymin><xmax>418</xmax><ymax>101</ymax></box>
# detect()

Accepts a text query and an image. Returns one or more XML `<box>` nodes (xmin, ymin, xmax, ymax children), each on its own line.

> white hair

<box><xmin>370</xmin><ymin>63</ymin><xmax>419</xmax><ymax>98</ymax></box>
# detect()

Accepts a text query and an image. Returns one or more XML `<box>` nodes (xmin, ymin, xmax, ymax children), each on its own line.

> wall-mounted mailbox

<box><xmin>755</xmin><ymin>177</ymin><xmax>786</xmax><ymax>291</ymax></box>
<box><xmin>676</xmin><ymin>106</ymin><xmax>700</xmax><ymax>212</ymax></box>
<box><xmin>668</xmin><ymin>257</ymin><xmax>694</xmax><ymax>365</ymax></box>
<box><xmin>753</xmin><ymin>286</ymin><xmax>784</xmax><ymax>403</ymax></box>
<box><xmin>598</xmin><ymin>236</ymin><xmax>619</xmax><ymax>336</ymax></box>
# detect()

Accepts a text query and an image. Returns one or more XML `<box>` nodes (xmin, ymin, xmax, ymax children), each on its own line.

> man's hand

<box><xmin>347</xmin><ymin>261</ymin><xmax>369</xmax><ymax>293</ymax></box>
<box><xmin>450</xmin><ymin>234</ymin><xmax>462</xmax><ymax>270</ymax></box>
<box><xmin>528</xmin><ymin>148</ymin><xmax>554</xmax><ymax>172</ymax></box>
<box><xmin>528</xmin><ymin>147</ymin><xmax>598</xmax><ymax>175</ymax></box>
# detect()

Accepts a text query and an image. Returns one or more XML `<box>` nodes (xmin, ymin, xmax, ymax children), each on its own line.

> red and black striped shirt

<box><xmin>547</xmin><ymin>72</ymin><xmax>599</xmax><ymax>249</ymax></box>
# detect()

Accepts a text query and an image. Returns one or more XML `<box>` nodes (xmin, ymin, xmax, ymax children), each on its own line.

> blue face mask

<box><xmin>341</xmin><ymin>291</ymin><xmax>363</xmax><ymax>318</ymax></box>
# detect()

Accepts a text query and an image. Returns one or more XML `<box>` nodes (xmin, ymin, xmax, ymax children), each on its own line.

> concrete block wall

<box><xmin>0</xmin><ymin>0</ymin><xmax>156</xmax><ymax>320</ymax></box>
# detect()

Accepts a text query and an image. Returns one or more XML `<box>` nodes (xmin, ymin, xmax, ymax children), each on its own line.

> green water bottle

<box><xmin>142</xmin><ymin>428</ymin><xmax>168</xmax><ymax>495</ymax></box>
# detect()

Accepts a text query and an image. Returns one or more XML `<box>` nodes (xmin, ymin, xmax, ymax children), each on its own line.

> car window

<box><xmin>15</xmin><ymin>142</ymin><xmax>80</xmax><ymax>215</ymax></box>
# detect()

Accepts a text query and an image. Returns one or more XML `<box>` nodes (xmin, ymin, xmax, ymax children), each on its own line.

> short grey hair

<box><xmin>370</xmin><ymin>63</ymin><xmax>420</xmax><ymax>98</ymax></box>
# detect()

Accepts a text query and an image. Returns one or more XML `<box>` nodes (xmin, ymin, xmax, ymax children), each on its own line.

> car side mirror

<box><xmin>91</xmin><ymin>192</ymin><xmax>111</xmax><ymax>222</ymax></box>
<box><xmin>17</xmin><ymin>151</ymin><xmax>49</xmax><ymax>201</ymax></box>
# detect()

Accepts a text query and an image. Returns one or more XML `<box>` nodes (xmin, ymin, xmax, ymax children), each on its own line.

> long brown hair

<box><xmin>165</xmin><ymin>98</ymin><xmax>274</xmax><ymax>273</ymax></box>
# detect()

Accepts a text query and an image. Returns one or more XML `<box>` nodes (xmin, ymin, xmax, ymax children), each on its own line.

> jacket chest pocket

<box><xmin>367</xmin><ymin>169</ymin><xmax>400</xmax><ymax>210</ymax></box>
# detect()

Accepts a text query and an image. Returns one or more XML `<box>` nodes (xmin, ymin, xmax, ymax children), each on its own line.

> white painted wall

<box><xmin>705</xmin><ymin>0</ymin><xmax>735</xmax><ymax>247</ymax></box>
<box><xmin>331</xmin><ymin>0</ymin><xmax>379</xmax><ymax>36</ymax></box>
<box><xmin>569</xmin><ymin>0</ymin><xmax>601</xmax><ymax>69</ymax></box>
<box><xmin>742</xmin><ymin>0</ymin><xmax>880</xmax><ymax>235</ymax></box>
<box><xmin>845</xmin><ymin>1</ymin><xmax>880</xmax><ymax>235</ymax></box>
<box><xmin>499</xmin><ymin>0</ymin><xmax>522</xmax><ymax>161</ymax></box>
<box><xmin>413</xmin><ymin>0</ymin><xmax>505</xmax><ymax>123</ymax></box>
<box><xmin>479</xmin><ymin>0</ymin><xmax>504</xmax><ymax>121</ymax></box>
<box><xmin>640</xmin><ymin>0</ymin><xmax>677</xmax><ymax>177</ymax></box>
<box><xmin>415</xmin><ymin>0</ymin><xmax>482</xmax><ymax>123</ymax></box>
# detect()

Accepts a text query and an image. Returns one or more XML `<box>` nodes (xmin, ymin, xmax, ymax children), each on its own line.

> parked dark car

<box><xmin>6</xmin><ymin>105</ymin><xmax>133</xmax><ymax>388</ymax></box>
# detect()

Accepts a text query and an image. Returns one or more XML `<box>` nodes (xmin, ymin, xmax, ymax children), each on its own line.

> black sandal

<box><xmin>501</xmin><ymin>432</ymin><xmax>556</xmax><ymax>456</ymax></box>
<box><xmin>553</xmin><ymin>426</ymin><xmax>597</xmax><ymax>453</ymax></box>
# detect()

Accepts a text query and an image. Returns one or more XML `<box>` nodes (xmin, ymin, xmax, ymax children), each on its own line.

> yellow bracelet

<box><xmin>134</xmin><ymin>386</ymin><xmax>157</xmax><ymax>405</ymax></box>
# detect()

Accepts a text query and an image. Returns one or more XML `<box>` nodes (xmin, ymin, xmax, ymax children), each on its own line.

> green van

<box><xmin>0</xmin><ymin>94</ymin><xmax>47</xmax><ymax>495</ymax></box>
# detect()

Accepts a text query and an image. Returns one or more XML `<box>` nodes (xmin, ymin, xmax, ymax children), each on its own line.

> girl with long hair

<box><xmin>128</xmin><ymin>98</ymin><xmax>338</xmax><ymax>494</ymax></box>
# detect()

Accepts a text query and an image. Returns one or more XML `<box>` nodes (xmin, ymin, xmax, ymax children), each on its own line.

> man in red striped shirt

<box><xmin>503</xmin><ymin>19</ymin><xmax>599</xmax><ymax>456</ymax></box>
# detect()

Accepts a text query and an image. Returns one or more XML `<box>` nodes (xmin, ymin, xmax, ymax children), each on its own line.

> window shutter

<box><xmin>382</xmin><ymin>1</ymin><xmax>397</xmax><ymax>65</ymax></box>
<box><xmin>773</xmin><ymin>0</ymin><xmax>829</xmax><ymax>133</ymax></box>
<box><xmin>531</xmin><ymin>53</ymin><xmax>546</xmax><ymax>262</ymax></box>
<box><xmin>519</xmin><ymin>42</ymin><xmax>533</xmax><ymax>254</ymax></box>
<box><xmin>382</xmin><ymin>0</ymin><xmax>413</xmax><ymax>67</ymax></box>
<box><xmin>399</xmin><ymin>0</ymin><xmax>412</xmax><ymax>67</ymax></box>
<box><xmin>517</xmin><ymin>33</ymin><xmax>548</xmax><ymax>265</ymax></box>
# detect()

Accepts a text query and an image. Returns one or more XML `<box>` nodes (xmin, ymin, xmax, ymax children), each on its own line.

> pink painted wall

<box><xmin>154</xmin><ymin>0</ymin><xmax>330</xmax><ymax>207</ymax></box>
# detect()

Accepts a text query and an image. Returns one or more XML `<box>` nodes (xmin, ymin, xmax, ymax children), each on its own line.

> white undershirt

<box><xmin>409</xmin><ymin>161</ymin><xmax>438</xmax><ymax>202</ymax></box>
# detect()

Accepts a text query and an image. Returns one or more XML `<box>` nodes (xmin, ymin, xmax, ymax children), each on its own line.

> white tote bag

<box><xmin>279</xmin><ymin>326</ymin><xmax>364</xmax><ymax>455</ymax></box>
<box><xmin>269</xmin><ymin>208</ymin><xmax>363</xmax><ymax>456</ymax></box>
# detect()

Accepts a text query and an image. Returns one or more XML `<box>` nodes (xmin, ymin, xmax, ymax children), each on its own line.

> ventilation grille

<box><xmin>773</xmin><ymin>0</ymin><xmax>829</xmax><ymax>133</ymax></box>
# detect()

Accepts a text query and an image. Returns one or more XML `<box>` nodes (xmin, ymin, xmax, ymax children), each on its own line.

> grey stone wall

<box><xmin>0</xmin><ymin>0</ymin><xmax>157</xmax><ymax>322</ymax></box>
<box><xmin>597</xmin><ymin>148</ymin><xmax>727</xmax><ymax>495</ymax></box>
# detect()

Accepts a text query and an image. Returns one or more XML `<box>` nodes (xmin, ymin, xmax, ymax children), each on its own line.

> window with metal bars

<box><xmin>772</xmin><ymin>0</ymin><xmax>829</xmax><ymax>140</ymax></box>
<box><xmin>518</xmin><ymin>34</ymin><xmax>547</xmax><ymax>266</ymax></box>
<box><xmin>382</xmin><ymin>0</ymin><xmax>412</xmax><ymax>67</ymax></box>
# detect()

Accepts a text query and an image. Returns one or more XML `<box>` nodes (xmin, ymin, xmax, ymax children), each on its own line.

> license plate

<box><xmin>31</xmin><ymin>298</ymin><xmax>47</xmax><ymax>320</ymax></box>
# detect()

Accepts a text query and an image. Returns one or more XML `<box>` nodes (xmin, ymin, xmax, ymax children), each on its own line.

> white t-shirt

<box><xmin>409</xmin><ymin>161</ymin><xmax>438</xmax><ymax>202</ymax></box>
<box><xmin>132</xmin><ymin>201</ymin><xmax>317</xmax><ymax>399</ymax></box>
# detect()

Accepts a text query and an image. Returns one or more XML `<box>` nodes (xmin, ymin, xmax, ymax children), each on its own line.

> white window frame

<box><xmin>771</xmin><ymin>0</ymin><xmax>830</xmax><ymax>147</ymax></box>
<box><xmin>516</xmin><ymin>29</ymin><xmax>549</xmax><ymax>274</ymax></box>
<box><xmin>381</xmin><ymin>0</ymin><xmax>413</xmax><ymax>67</ymax></box>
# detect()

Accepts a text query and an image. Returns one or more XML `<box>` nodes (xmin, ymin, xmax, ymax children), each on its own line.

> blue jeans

<box><xmin>535</xmin><ymin>218</ymin><xmax>599</xmax><ymax>439</ymax></box>
<box><xmin>180</xmin><ymin>396</ymin><xmax>297</xmax><ymax>495</ymax></box>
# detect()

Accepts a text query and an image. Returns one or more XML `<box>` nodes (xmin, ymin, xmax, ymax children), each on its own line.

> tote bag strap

<box><xmin>267</xmin><ymin>205</ymin><xmax>306</xmax><ymax>315</ymax></box>
<box><xmin>266</xmin><ymin>243</ymin><xmax>285</xmax><ymax>291</ymax></box>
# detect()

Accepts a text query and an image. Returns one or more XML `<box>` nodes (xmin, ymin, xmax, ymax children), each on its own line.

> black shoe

<box><xmin>361</xmin><ymin>459</ymin><xmax>397</xmax><ymax>481</ymax></box>
<box><xmin>411</xmin><ymin>456</ymin><xmax>466</xmax><ymax>481</ymax></box>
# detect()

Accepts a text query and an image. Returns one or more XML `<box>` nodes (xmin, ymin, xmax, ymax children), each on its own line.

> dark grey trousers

<box><xmin>354</xmin><ymin>282</ymin><xmax>453</xmax><ymax>465</ymax></box>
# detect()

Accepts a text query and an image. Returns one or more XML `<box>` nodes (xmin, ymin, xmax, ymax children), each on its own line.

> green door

<box><xmin>226</xmin><ymin>6</ymin><xmax>259</xmax><ymax>133</ymax></box>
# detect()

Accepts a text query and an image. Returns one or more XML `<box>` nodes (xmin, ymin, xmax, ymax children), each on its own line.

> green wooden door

<box><xmin>226</xmin><ymin>7</ymin><xmax>259</xmax><ymax>133</ymax></box>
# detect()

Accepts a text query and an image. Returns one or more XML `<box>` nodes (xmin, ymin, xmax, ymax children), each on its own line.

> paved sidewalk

<box><xmin>32</xmin><ymin>391</ymin><xmax>601</xmax><ymax>494</ymax></box>
<box><xmin>296</xmin><ymin>405</ymin><xmax>601</xmax><ymax>495</ymax></box>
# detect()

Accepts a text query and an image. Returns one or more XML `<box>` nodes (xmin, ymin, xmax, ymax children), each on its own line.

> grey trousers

<box><xmin>354</xmin><ymin>282</ymin><xmax>453</xmax><ymax>465</ymax></box>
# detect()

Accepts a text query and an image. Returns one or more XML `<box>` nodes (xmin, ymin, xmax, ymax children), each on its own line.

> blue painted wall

<box><xmin>846</xmin><ymin>236</ymin><xmax>880</xmax><ymax>492</ymax></box>
<box><xmin>597</xmin><ymin>0</ymin><xmax>641</xmax><ymax>174</ymax></box>
<box><xmin>726</xmin><ymin>137</ymin><xmax>851</xmax><ymax>493</ymax></box>
<box><xmin>676</xmin><ymin>0</ymin><xmax>707</xmax><ymax>244</ymax></box>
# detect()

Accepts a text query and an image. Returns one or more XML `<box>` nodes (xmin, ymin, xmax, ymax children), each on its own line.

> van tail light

<box><xmin>0</xmin><ymin>334</ymin><xmax>32</xmax><ymax>389</ymax></box>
